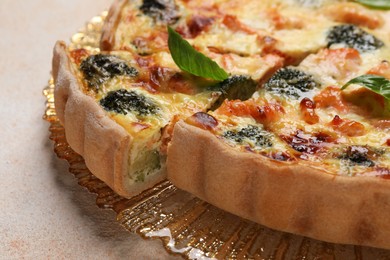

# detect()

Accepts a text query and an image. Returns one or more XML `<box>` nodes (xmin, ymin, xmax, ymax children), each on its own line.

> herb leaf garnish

<box><xmin>354</xmin><ymin>0</ymin><xmax>390</xmax><ymax>10</ymax></box>
<box><xmin>167</xmin><ymin>26</ymin><xmax>229</xmax><ymax>81</ymax></box>
<box><xmin>342</xmin><ymin>75</ymin><xmax>390</xmax><ymax>107</ymax></box>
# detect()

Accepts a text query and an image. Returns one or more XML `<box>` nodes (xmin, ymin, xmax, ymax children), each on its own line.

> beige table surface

<box><xmin>0</xmin><ymin>1</ymin><xmax>180</xmax><ymax>259</ymax></box>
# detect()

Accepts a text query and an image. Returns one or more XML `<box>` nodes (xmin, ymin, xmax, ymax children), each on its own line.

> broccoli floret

<box><xmin>209</xmin><ymin>75</ymin><xmax>257</xmax><ymax>110</ymax></box>
<box><xmin>264</xmin><ymin>68</ymin><xmax>319</xmax><ymax>99</ymax></box>
<box><xmin>341</xmin><ymin>146</ymin><xmax>375</xmax><ymax>167</ymax></box>
<box><xmin>140</xmin><ymin>0</ymin><xmax>180</xmax><ymax>24</ymax></box>
<box><xmin>80</xmin><ymin>54</ymin><xmax>138</xmax><ymax>92</ymax></box>
<box><xmin>100</xmin><ymin>89</ymin><xmax>159</xmax><ymax>116</ymax></box>
<box><xmin>223</xmin><ymin>125</ymin><xmax>273</xmax><ymax>148</ymax></box>
<box><xmin>327</xmin><ymin>24</ymin><xmax>384</xmax><ymax>52</ymax></box>
<box><xmin>134</xmin><ymin>150</ymin><xmax>161</xmax><ymax>183</ymax></box>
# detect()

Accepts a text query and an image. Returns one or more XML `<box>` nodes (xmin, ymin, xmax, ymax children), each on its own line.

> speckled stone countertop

<box><xmin>0</xmin><ymin>1</ymin><xmax>179</xmax><ymax>258</ymax></box>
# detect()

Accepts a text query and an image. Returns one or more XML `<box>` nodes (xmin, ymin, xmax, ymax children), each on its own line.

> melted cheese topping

<box><xmin>111</xmin><ymin>0</ymin><xmax>390</xmax><ymax>62</ymax></box>
<box><xmin>211</xmin><ymin>44</ymin><xmax>390</xmax><ymax>176</ymax></box>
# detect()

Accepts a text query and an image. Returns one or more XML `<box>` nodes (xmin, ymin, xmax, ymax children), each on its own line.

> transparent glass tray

<box><xmin>43</xmin><ymin>12</ymin><xmax>390</xmax><ymax>259</ymax></box>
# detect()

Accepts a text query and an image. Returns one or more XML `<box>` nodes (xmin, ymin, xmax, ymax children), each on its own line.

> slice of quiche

<box><xmin>167</xmin><ymin>36</ymin><xmax>390</xmax><ymax>248</ymax></box>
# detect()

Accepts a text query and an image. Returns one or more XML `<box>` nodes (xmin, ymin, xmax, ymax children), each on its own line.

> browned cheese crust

<box><xmin>167</xmin><ymin>121</ymin><xmax>390</xmax><ymax>249</ymax></box>
<box><xmin>100</xmin><ymin>0</ymin><xmax>127</xmax><ymax>51</ymax></box>
<box><xmin>52</xmin><ymin>41</ymin><xmax>165</xmax><ymax>198</ymax></box>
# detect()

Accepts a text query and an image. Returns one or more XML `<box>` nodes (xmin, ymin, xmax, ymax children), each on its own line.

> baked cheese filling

<box><xmin>186</xmin><ymin>41</ymin><xmax>390</xmax><ymax>177</ymax></box>
<box><xmin>67</xmin><ymin>44</ymin><xmax>282</xmax><ymax>183</ymax></box>
<box><xmin>105</xmin><ymin>0</ymin><xmax>390</xmax><ymax>63</ymax></box>
<box><xmin>66</xmin><ymin>0</ymin><xmax>390</xmax><ymax>183</ymax></box>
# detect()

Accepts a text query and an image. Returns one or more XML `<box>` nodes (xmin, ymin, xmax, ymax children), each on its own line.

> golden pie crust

<box><xmin>167</xmin><ymin>121</ymin><xmax>390</xmax><ymax>249</ymax></box>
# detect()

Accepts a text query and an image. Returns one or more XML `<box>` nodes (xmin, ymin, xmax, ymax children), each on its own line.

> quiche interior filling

<box><xmin>70</xmin><ymin>0</ymin><xmax>390</xmax><ymax>182</ymax></box>
<box><xmin>204</xmin><ymin>46</ymin><xmax>390</xmax><ymax>177</ymax></box>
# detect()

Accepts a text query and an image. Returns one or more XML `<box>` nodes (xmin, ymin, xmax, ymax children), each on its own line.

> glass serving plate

<box><xmin>43</xmin><ymin>12</ymin><xmax>390</xmax><ymax>260</ymax></box>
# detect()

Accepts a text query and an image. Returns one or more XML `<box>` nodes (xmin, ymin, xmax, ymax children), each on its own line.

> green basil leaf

<box><xmin>167</xmin><ymin>26</ymin><xmax>229</xmax><ymax>81</ymax></box>
<box><xmin>354</xmin><ymin>0</ymin><xmax>390</xmax><ymax>10</ymax></box>
<box><xmin>342</xmin><ymin>74</ymin><xmax>390</xmax><ymax>102</ymax></box>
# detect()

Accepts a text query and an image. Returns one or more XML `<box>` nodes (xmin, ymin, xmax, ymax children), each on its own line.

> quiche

<box><xmin>52</xmin><ymin>0</ymin><xmax>390</xmax><ymax>249</ymax></box>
